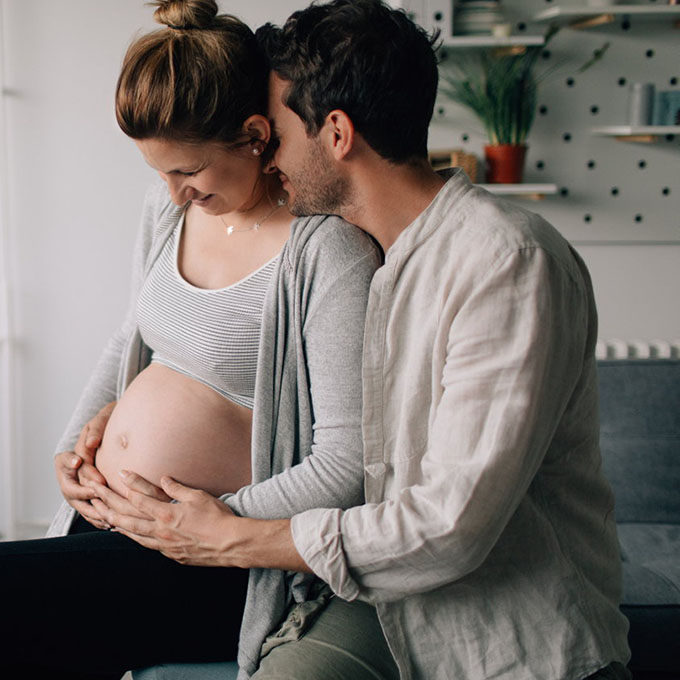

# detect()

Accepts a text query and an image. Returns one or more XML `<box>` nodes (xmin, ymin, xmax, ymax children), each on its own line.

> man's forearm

<box><xmin>227</xmin><ymin>516</ymin><xmax>312</xmax><ymax>573</ymax></box>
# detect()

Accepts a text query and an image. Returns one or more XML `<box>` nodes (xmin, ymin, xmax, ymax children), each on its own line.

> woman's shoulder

<box><xmin>286</xmin><ymin>214</ymin><xmax>382</xmax><ymax>272</ymax></box>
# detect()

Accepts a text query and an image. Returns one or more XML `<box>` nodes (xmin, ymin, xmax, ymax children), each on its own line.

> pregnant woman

<box><xmin>0</xmin><ymin>2</ymin><xmax>379</xmax><ymax>678</ymax></box>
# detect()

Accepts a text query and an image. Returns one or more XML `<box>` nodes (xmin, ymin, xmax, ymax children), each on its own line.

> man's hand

<box><xmin>91</xmin><ymin>472</ymin><xmax>238</xmax><ymax>566</ymax></box>
<box><xmin>92</xmin><ymin>471</ymin><xmax>311</xmax><ymax>573</ymax></box>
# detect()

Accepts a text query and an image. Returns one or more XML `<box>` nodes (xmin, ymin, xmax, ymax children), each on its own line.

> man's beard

<box><xmin>287</xmin><ymin>138</ymin><xmax>350</xmax><ymax>217</ymax></box>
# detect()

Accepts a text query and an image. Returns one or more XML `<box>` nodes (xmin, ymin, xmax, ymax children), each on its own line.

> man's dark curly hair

<box><xmin>256</xmin><ymin>0</ymin><xmax>439</xmax><ymax>164</ymax></box>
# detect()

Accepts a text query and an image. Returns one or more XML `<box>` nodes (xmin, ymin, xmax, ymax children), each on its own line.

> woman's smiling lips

<box><xmin>192</xmin><ymin>193</ymin><xmax>215</xmax><ymax>206</ymax></box>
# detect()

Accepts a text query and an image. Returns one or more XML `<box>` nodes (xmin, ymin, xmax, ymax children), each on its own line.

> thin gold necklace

<box><xmin>220</xmin><ymin>197</ymin><xmax>287</xmax><ymax>236</ymax></box>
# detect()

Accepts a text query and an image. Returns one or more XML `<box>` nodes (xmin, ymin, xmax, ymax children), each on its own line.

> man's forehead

<box><xmin>268</xmin><ymin>73</ymin><xmax>288</xmax><ymax>108</ymax></box>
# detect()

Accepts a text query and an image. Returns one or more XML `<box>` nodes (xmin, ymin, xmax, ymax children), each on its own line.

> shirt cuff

<box><xmin>291</xmin><ymin>508</ymin><xmax>361</xmax><ymax>601</ymax></box>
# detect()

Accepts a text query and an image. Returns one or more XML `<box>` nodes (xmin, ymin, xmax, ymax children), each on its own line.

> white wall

<box><xmin>0</xmin><ymin>0</ymin><xmax>304</xmax><ymax>537</ymax></box>
<box><xmin>0</xmin><ymin>0</ymin><xmax>677</xmax><ymax>537</ymax></box>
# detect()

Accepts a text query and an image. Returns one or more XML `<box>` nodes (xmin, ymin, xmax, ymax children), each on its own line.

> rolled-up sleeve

<box><xmin>292</xmin><ymin>245</ymin><xmax>592</xmax><ymax>603</ymax></box>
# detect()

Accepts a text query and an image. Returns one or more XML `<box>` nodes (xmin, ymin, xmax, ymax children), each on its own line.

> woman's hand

<box><xmin>74</xmin><ymin>401</ymin><xmax>116</xmax><ymax>488</ymax></box>
<box><xmin>54</xmin><ymin>451</ymin><xmax>109</xmax><ymax>529</ymax></box>
<box><xmin>54</xmin><ymin>401</ymin><xmax>117</xmax><ymax>529</ymax></box>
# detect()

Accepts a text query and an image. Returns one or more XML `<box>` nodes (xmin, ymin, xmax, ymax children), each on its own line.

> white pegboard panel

<box><xmin>429</xmin><ymin>0</ymin><xmax>680</xmax><ymax>244</ymax></box>
<box><xmin>387</xmin><ymin>0</ymin><xmax>454</xmax><ymax>40</ymax></box>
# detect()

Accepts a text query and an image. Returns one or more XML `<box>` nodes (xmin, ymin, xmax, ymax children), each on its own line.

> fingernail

<box><xmin>71</xmin><ymin>456</ymin><xmax>80</xmax><ymax>467</ymax></box>
<box><xmin>119</xmin><ymin>470</ymin><xmax>130</xmax><ymax>478</ymax></box>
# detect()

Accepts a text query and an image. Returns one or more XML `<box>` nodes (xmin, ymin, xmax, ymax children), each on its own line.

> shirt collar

<box><xmin>385</xmin><ymin>167</ymin><xmax>473</xmax><ymax>261</ymax></box>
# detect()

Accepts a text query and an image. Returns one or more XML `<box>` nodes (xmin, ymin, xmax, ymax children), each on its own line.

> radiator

<box><xmin>595</xmin><ymin>339</ymin><xmax>680</xmax><ymax>360</ymax></box>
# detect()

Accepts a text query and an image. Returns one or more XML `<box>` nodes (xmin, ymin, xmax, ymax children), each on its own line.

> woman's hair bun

<box><xmin>151</xmin><ymin>0</ymin><xmax>219</xmax><ymax>30</ymax></box>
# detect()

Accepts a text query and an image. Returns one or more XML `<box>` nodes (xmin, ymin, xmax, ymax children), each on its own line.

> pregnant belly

<box><xmin>96</xmin><ymin>363</ymin><xmax>252</xmax><ymax>497</ymax></box>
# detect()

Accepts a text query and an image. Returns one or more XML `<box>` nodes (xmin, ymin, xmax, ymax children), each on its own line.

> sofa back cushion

<box><xmin>597</xmin><ymin>359</ymin><xmax>680</xmax><ymax>523</ymax></box>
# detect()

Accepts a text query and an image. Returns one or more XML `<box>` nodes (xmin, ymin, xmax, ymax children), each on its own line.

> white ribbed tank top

<box><xmin>136</xmin><ymin>215</ymin><xmax>277</xmax><ymax>408</ymax></box>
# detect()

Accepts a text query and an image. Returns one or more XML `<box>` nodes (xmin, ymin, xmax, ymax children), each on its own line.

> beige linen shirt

<box><xmin>291</xmin><ymin>170</ymin><xmax>630</xmax><ymax>680</ymax></box>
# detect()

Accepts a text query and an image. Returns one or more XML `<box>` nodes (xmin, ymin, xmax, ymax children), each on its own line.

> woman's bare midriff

<box><xmin>95</xmin><ymin>363</ymin><xmax>252</xmax><ymax>497</ymax></box>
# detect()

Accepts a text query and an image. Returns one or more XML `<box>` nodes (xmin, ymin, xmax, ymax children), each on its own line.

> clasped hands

<box><xmin>55</xmin><ymin>403</ymin><xmax>305</xmax><ymax>571</ymax></box>
<box><xmin>54</xmin><ymin>401</ymin><xmax>244</xmax><ymax>567</ymax></box>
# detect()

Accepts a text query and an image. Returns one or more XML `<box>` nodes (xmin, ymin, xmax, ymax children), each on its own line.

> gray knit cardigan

<box><xmin>47</xmin><ymin>181</ymin><xmax>381</xmax><ymax>677</ymax></box>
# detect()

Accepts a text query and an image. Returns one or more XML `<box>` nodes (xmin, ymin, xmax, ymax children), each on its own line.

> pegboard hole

<box><xmin>621</xmin><ymin>20</ymin><xmax>631</xmax><ymax>31</ymax></box>
<box><xmin>584</xmin><ymin>214</ymin><xmax>592</xmax><ymax>223</ymax></box>
<box><xmin>536</xmin><ymin>160</ymin><xmax>545</xmax><ymax>170</ymax></box>
<box><xmin>638</xmin><ymin>160</ymin><xmax>647</xmax><ymax>169</ymax></box>
<box><xmin>433</xmin><ymin>11</ymin><xmax>443</xmax><ymax>22</ymax></box>
<box><xmin>560</xmin><ymin>188</ymin><xmax>569</xmax><ymax>197</ymax></box>
<box><xmin>461</xmin><ymin>133</ymin><xmax>469</xmax><ymax>142</ymax></box>
<box><xmin>590</xmin><ymin>105</ymin><xmax>600</xmax><ymax>115</ymax></box>
<box><xmin>634</xmin><ymin>214</ymin><xmax>643</xmax><ymax>223</ymax></box>
<box><xmin>566</xmin><ymin>78</ymin><xmax>575</xmax><ymax>87</ymax></box>
<box><xmin>662</xmin><ymin>187</ymin><xmax>671</xmax><ymax>196</ymax></box>
<box><xmin>563</xmin><ymin>132</ymin><xmax>572</xmax><ymax>142</ymax></box>
<box><xmin>670</xmin><ymin>77</ymin><xmax>678</xmax><ymax>86</ymax></box>
<box><xmin>587</xmin><ymin>160</ymin><xmax>596</xmax><ymax>169</ymax></box>
<box><xmin>611</xmin><ymin>187</ymin><xmax>619</xmax><ymax>196</ymax></box>
<box><xmin>539</xmin><ymin>105</ymin><xmax>548</xmax><ymax>115</ymax></box>
<box><xmin>618</xmin><ymin>77</ymin><xmax>627</xmax><ymax>87</ymax></box>
<box><xmin>645</xmin><ymin>50</ymin><xmax>655</xmax><ymax>59</ymax></box>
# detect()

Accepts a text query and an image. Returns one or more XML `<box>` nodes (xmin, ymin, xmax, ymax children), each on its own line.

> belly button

<box><xmin>119</xmin><ymin>434</ymin><xmax>129</xmax><ymax>449</ymax></box>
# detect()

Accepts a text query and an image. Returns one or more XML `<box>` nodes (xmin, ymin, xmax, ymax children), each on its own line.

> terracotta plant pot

<box><xmin>484</xmin><ymin>144</ymin><xmax>527</xmax><ymax>184</ymax></box>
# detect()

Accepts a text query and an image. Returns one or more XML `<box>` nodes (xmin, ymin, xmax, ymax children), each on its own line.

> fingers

<box><xmin>93</xmin><ymin>495</ymin><xmax>158</xmax><ymax>537</ymax></box>
<box><xmin>119</xmin><ymin>470</ymin><xmax>174</xmax><ymax>503</ymax></box>
<box><xmin>120</xmin><ymin>470</ymin><xmax>163</xmax><ymax>495</ymax></box>
<box><xmin>55</xmin><ymin>450</ymin><xmax>82</xmax><ymax>473</ymax></box>
<box><xmin>74</xmin><ymin>400</ymin><xmax>117</xmax><ymax>462</ymax></box>
<box><xmin>72</xmin><ymin>500</ymin><xmax>109</xmax><ymax>530</ymax></box>
<box><xmin>158</xmin><ymin>475</ymin><xmax>203</xmax><ymax>503</ymax></box>
<box><xmin>77</xmin><ymin>461</ymin><xmax>107</xmax><ymax>487</ymax></box>
<box><xmin>114</xmin><ymin>527</ymin><xmax>163</xmax><ymax>552</ymax></box>
<box><xmin>89</xmin><ymin>482</ymin><xmax>153</xmax><ymax>521</ymax></box>
<box><xmin>55</xmin><ymin>452</ymin><xmax>96</xmax><ymax>502</ymax></box>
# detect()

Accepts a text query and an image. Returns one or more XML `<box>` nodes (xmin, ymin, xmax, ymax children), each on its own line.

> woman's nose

<box><xmin>160</xmin><ymin>173</ymin><xmax>190</xmax><ymax>205</ymax></box>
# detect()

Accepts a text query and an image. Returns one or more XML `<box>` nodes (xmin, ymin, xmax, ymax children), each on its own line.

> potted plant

<box><xmin>439</xmin><ymin>28</ymin><xmax>608</xmax><ymax>183</ymax></box>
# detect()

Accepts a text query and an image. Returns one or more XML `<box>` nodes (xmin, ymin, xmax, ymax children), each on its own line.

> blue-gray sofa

<box><xmin>134</xmin><ymin>358</ymin><xmax>680</xmax><ymax>680</ymax></box>
<box><xmin>598</xmin><ymin>359</ymin><xmax>680</xmax><ymax>680</ymax></box>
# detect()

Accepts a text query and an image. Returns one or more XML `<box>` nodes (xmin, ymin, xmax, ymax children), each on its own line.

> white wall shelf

<box><xmin>533</xmin><ymin>5</ymin><xmax>680</xmax><ymax>30</ymax></box>
<box><xmin>591</xmin><ymin>126</ymin><xmax>680</xmax><ymax>142</ymax></box>
<box><xmin>443</xmin><ymin>36</ymin><xmax>545</xmax><ymax>48</ymax></box>
<box><xmin>476</xmin><ymin>183</ymin><xmax>558</xmax><ymax>199</ymax></box>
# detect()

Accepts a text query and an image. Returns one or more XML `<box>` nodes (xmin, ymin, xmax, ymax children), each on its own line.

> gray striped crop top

<box><xmin>136</xmin><ymin>215</ymin><xmax>277</xmax><ymax>409</ymax></box>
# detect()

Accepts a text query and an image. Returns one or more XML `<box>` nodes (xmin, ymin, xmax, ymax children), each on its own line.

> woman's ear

<box><xmin>241</xmin><ymin>114</ymin><xmax>272</xmax><ymax>155</ymax></box>
<box><xmin>324</xmin><ymin>110</ymin><xmax>355</xmax><ymax>161</ymax></box>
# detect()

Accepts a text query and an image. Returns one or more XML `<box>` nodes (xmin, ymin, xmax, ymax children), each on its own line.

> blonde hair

<box><xmin>115</xmin><ymin>0</ymin><xmax>267</xmax><ymax>144</ymax></box>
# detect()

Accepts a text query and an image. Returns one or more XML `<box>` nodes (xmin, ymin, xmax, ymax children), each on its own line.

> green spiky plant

<box><xmin>439</xmin><ymin>27</ymin><xmax>608</xmax><ymax>146</ymax></box>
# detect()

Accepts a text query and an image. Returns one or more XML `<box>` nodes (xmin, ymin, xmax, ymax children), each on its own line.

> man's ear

<box><xmin>324</xmin><ymin>110</ymin><xmax>355</xmax><ymax>160</ymax></box>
